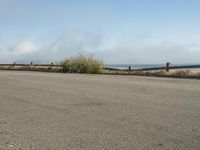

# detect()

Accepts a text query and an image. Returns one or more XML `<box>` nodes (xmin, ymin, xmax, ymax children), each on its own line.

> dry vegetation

<box><xmin>146</xmin><ymin>70</ymin><xmax>200</xmax><ymax>76</ymax></box>
<box><xmin>0</xmin><ymin>65</ymin><xmax>61</xmax><ymax>72</ymax></box>
<box><xmin>0</xmin><ymin>57</ymin><xmax>199</xmax><ymax>78</ymax></box>
<box><xmin>102</xmin><ymin>69</ymin><xmax>200</xmax><ymax>77</ymax></box>
<box><xmin>60</xmin><ymin>55</ymin><xmax>105</xmax><ymax>74</ymax></box>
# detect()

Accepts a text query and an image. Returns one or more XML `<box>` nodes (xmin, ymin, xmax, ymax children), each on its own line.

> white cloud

<box><xmin>12</xmin><ymin>40</ymin><xmax>38</xmax><ymax>54</ymax></box>
<box><xmin>93</xmin><ymin>39</ymin><xmax>200</xmax><ymax>64</ymax></box>
<box><xmin>0</xmin><ymin>39</ymin><xmax>40</xmax><ymax>63</ymax></box>
<box><xmin>0</xmin><ymin>31</ymin><xmax>200</xmax><ymax>64</ymax></box>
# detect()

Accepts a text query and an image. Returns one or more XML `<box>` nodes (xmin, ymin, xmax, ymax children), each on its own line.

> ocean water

<box><xmin>107</xmin><ymin>64</ymin><xmax>200</xmax><ymax>72</ymax></box>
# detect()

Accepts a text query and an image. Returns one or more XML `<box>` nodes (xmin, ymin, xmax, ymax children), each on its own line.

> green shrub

<box><xmin>60</xmin><ymin>55</ymin><xmax>105</xmax><ymax>74</ymax></box>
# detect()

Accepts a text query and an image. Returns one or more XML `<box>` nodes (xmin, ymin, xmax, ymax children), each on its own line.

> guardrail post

<box><xmin>166</xmin><ymin>62</ymin><xmax>170</xmax><ymax>72</ymax></box>
<box><xmin>49</xmin><ymin>62</ymin><xmax>54</xmax><ymax>70</ymax></box>
<box><xmin>129</xmin><ymin>66</ymin><xmax>131</xmax><ymax>71</ymax></box>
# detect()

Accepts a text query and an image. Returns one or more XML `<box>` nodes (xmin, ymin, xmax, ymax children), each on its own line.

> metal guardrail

<box><xmin>136</xmin><ymin>64</ymin><xmax>200</xmax><ymax>71</ymax></box>
<box><xmin>0</xmin><ymin>63</ymin><xmax>200</xmax><ymax>72</ymax></box>
<box><xmin>0</xmin><ymin>63</ymin><xmax>61</xmax><ymax>67</ymax></box>
<box><xmin>105</xmin><ymin>64</ymin><xmax>200</xmax><ymax>72</ymax></box>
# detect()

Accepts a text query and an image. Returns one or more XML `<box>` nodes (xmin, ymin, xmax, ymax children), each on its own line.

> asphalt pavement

<box><xmin>0</xmin><ymin>71</ymin><xmax>199</xmax><ymax>150</ymax></box>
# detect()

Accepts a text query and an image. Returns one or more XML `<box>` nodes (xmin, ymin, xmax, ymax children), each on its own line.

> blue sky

<box><xmin>0</xmin><ymin>0</ymin><xmax>200</xmax><ymax>64</ymax></box>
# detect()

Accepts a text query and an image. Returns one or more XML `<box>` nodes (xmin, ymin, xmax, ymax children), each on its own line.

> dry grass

<box><xmin>0</xmin><ymin>65</ymin><xmax>61</xmax><ymax>72</ymax></box>
<box><xmin>103</xmin><ymin>69</ymin><xmax>200</xmax><ymax>77</ymax></box>
<box><xmin>141</xmin><ymin>70</ymin><xmax>200</xmax><ymax>77</ymax></box>
<box><xmin>1</xmin><ymin>64</ymin><xmax>200</xmax><ymax>77</ymax></box>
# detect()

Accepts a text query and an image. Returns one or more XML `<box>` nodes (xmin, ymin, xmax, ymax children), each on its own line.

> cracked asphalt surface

<box><xmin>0</xmin><ymin>71</ymin><xmax>200</xmax><ymax>150</ymax></box>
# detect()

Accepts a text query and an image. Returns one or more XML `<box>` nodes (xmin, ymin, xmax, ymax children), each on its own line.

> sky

<box><xmin>0</xmin><ymin>0</ymin><xmax>200</xmax><ymax>64</ymax></box>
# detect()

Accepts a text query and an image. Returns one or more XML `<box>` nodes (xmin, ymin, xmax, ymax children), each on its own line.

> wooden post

<box><xmin>50</xmin><ymin>62</ymin><xmax>54</xmax><ymax>70</ymax></box>
<box><xmin>128</xmin><ymin>66</ymin><xmax>131</xmax><ymax>71</ymax></box>
<box><xmin>166</xmin><ymin>62</ymin><xmax>170</xmax><ymax>72</ymax></box>
<box><xmin>13</xmin><ymin>62</ymin><xmax>16</xmax><ymax>68</ymax></box>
